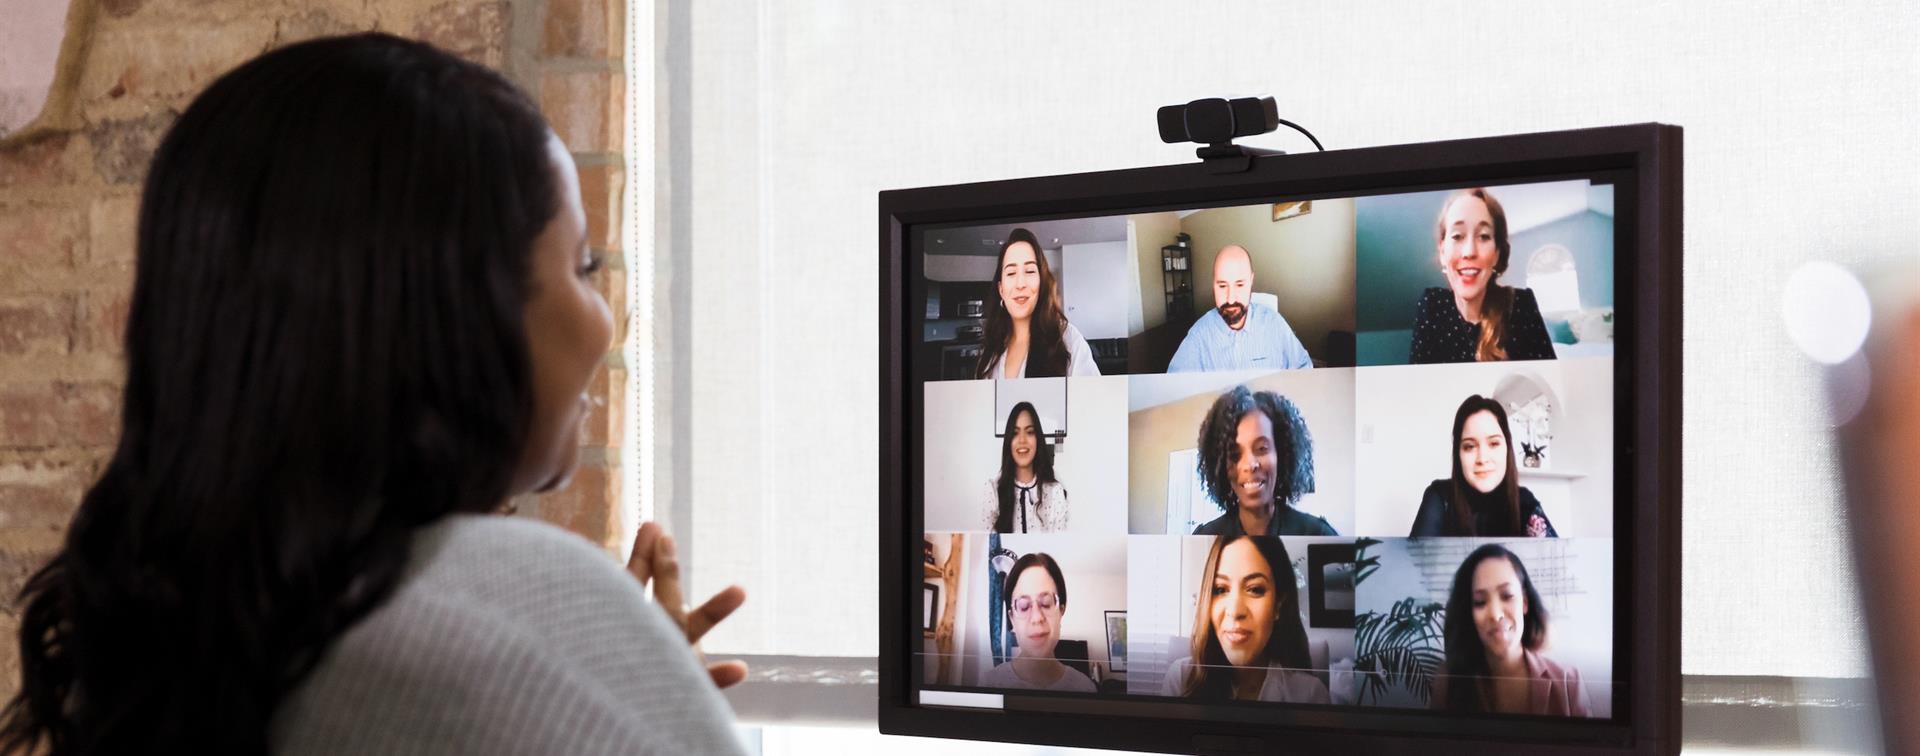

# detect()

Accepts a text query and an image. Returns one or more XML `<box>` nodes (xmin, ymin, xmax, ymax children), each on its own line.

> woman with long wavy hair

<box><xmin>1161</xmin><ymin>535</ymin><xmax>1328</xmax><ymax>703</ymax></box>
<box><xmin>0</xmin><ymin>34</ymin><xmax>745</xmax><ymax>755</ymax></box>
<box><xmin>1408</xmin><ymin>395</ymin><xmax>1558</xmax><ymax>537</ymax></box>
<box><xmin>1409</xmin><ymin>187</ymin><xmax>1557</xmax><ymax>364</ymax></box>
<box><xmin>1435</xmin><ymin>544</ymin><xmax>1590</xmax><ymax>716</ymax></box>
<box><xmin>973</xmin><ymin>227</ymin><xmax>1100</xmax><ymax>379</ymax></box>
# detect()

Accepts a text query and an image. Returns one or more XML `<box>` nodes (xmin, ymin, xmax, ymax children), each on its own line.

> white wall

<box><xmin>1125</xmin><ymin>536</ymin><xmax>1184</xmax><ymax>695</ymax></box>
<box><xmin>0</xmin><ymin>0</ymin><xmax>66</xmax><ymax>138</ymax></box>
<box><xmin>955</xmin><ymin>534</ymin><xmax>988</xmax><ymax>687</ymax></box>
<box><xmin>1352</xmin><ymin>359</ymin><xmax>1614</xmax><ymax>538</ymax></box>
<box><xmin>1127</xmin><ymin>212</ymin><xmax>1182</xmax><ymax>334</ymax></box>
<box><xmin>1060</xmin><ymin>241</ymin><xmax>1133</xmax><ymax>340</ymax></box>
<box><xmin>923</xmin><ymin>376</ymin><xmax>1129</xmax><ymax>535</ymax></box>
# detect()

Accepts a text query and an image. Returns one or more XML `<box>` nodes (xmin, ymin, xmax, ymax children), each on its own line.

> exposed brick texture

<box><xmin>0</xmin><ymin>131</ymin><xmax>89</xmax><ymax>191</ymax></box>
<box><xmin>85</xmin><ymin>193</ymin><xmax>140</xmax><ymax>268</ymax></box>
<box><xmin>0</xmin><ymin>294</ymin><xmax>75</xmax><ymax>356</ymax></box>
<box><xmin>578</xmin><ymin>161</ymin><xmax>624</xmax><ymax>251</ymax></box>
<box><xmin>0</xmin><ymin>382</ymin><xmax>118</xmax><ymax>449</ymax></box>
<box><xmin>540</xmin><ymin>69</ymin><xmax>623</xmax><ymax>153</ymax></box>
<box><xmin>0</xmin><ymin>203</ymin><xmax>83</xmax><ymax>270</ymax></box>
<box><xmin>543</xmin><ymin>0</ymin><xmax>623</xmax><ymax>59</ymax></box>
<box><xmin>0</xmin><ymin>457</ymin><xmax>95</xmax><ymax>536</ymax></box>
<box><xmin>0</xmin><ymin>0</ymin><xmax>630</xmax><ymax>704</ymax></box>
<box><xmin>88</xmin><ymin>110</ymin><xmax>176</xmax><ymax>185</ymax></box>
<box><xmin>411</xmin><ymin>1</ymin><xmax>508</xmax><ymax>69</ymax></box>
<box><xmin>533</xmin><ymin>461</ymin><xmax>620</xmax><ymax>552</ymax></box>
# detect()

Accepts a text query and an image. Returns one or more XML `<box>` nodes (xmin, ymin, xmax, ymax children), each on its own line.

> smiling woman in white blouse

<box><xmin>981</xmin><ymin>402</ymin><xmax>1071</xmax><ymax>533</ymax></box>
<box><xmin>973</xmin><ymin>228</ymin><xmax>1101</xmax><ymax>379</ymax></box>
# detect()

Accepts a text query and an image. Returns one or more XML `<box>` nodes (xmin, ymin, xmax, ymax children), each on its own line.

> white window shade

<box><xmin>649</xmin><ymin>0</ymin><xmax>1919</xmax><ymax>678</ymax></box>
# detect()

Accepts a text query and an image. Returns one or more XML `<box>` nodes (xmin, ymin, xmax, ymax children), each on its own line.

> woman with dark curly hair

<box><xmin>1435</xmin><ymin>544</ymin><xmax>1590</xmax><ymax>716</ymax></box>
<box><xmin>1161</xmin><ymin>536</ymin><xmax>1329</xmax><ymax>703</ymax></box>
<box><xmin>1409</xmin><ymin>395</ymin><xmax>1558</xmax><ymax>537</ymax></box>
<box><xmin>1191</xmin><ymin>385</ymin><xmax>1336</xmax><ymax>536</ymax></box>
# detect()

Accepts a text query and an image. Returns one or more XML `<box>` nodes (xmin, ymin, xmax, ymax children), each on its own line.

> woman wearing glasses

<box><xmin>982</xmin><ymin>553</ymin><xmax>1098</xmax><ymax>692</ymax></box>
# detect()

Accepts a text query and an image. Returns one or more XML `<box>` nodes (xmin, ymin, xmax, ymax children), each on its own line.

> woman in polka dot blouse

<box><xmin>1409</xmin><ymin>187</ymin><xmax>1557</xmax><ymax>364</ymax></box>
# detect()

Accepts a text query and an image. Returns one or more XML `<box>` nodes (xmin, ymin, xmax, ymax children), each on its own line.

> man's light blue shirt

<box><xmin>1166</xmin><ymin>303</ymin><xmax>1313</xmax><ymax>372</ymax></box>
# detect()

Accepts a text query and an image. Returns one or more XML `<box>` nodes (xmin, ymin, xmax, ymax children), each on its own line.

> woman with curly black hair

<box><xmin>1191</xmin><ymin>385</ymin><xmax>1336</xmax><ymax>536</ymax></box>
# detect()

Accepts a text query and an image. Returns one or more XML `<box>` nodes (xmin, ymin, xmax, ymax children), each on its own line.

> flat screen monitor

<box><xmin>879</xmin><ymin>123</ymin><xmax>1681</xmax><ymax>755</ymax></box>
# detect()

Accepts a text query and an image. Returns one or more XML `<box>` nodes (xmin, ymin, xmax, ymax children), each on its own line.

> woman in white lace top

<box><xmin>980</xmin><ymin>402</ymin><xmax>1071</xmax><ymax>532</ymax></box>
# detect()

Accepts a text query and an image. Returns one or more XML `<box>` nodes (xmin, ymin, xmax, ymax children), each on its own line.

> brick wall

<box><xmin>0</xmin><ymin>0</ymin><xmax>629</xmax><ymax>701</ymax></box>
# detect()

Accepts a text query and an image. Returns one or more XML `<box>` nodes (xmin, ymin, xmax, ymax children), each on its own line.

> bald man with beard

<box><xmin>1167</xmin><ymin>245</ymin><xmax>1313</xmax><ymax>372</ymax></box>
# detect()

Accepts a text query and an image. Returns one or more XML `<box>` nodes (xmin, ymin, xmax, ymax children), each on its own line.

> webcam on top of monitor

<box><xmin>1156</xmin><ymin>95</ymin><xmax>1324</xmax><ymax>174</ymax></box>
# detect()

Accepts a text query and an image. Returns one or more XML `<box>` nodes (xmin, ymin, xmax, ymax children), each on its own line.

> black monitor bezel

<box><xmin>878</xmin><ymin>123</ymin><xmax>1681</xmax><ymax>755</ymax></box>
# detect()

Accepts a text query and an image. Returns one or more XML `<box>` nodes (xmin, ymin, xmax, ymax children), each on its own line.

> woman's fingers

<box><xmin>649</xmin><ymin>535</ymin><xmax>687</xmax><ymax>630</ymax></box>
<box><xmin>707</xmin><ymin>659</ymin><xmax>750</xmax><ymax>690</ymax></box>
<box><xmin>626</xmin><ymin>523</ymin><xmax>746</xmax><ymax>655</ymax></box>
<box><xmin>687</xmin><ymin>585</ymin><xmax>746</xmax><ymax>644</ymax></box>
<box><xmin>626</xmin><ymin>521</ymin><xmax>662</xmax><ymax>584</ymax></box>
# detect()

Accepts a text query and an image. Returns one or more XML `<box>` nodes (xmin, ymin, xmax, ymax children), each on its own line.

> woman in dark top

<box><xmin>1191</xmin><ymin>386</ymin><xmax>1337</xmax><ymax>536</ymax></box>
<box><xmin>1409</xmin><ymin>187</ymin><xmax>1557</xmax><ymax>363</ymax></box>
<box><xmin>1410</xmin><ymin>395</ymin><xmax>1558</xmax><ymax>537</ymax></box>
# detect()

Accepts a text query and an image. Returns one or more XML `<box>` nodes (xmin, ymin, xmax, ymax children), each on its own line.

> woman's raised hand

<box><xmin>627</xmin><ymin>521</ymin><xmax>750</xmax><ymax>689</ymax></box>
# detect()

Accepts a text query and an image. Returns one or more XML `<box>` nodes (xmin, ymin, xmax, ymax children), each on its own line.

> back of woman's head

<box><xmin>1</xmin><ymin>33</ymin><xmax>557</xmax><ymax>754</ymax></box>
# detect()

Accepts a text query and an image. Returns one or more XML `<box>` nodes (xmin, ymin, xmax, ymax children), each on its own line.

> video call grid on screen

<box><xmin>908</xmin><ymin>177</ymin><xmax>1626</xmax><ymax>725</ymax></box>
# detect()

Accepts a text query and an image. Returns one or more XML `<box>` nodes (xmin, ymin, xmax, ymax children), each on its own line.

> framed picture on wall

<box><xmin>1308</xmin><ymin>543</ymin><xmax>1357</xmax><ymax>628</ymax></box>
<box><xmin>923</xmin><ymin>583</ymin><xmax>940</xmax><ymax>636</ymax></box>
<box><xmin>1271</xmin><ymin>199</ymin><xmax>1312</xmax><ymax>222</ymax></box>
<box><xmin>1104</xmin><ymin>610</ymin><xmax>1128</xmax><ymax>673</ymax></box>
